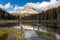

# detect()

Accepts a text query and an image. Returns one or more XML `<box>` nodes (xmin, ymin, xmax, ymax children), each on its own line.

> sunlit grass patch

<box><xmin>0</xmin><ymin>28</ymin><xmax>25</xmax><ymax>40</ymax></box>
<box><xmin>0</xmin><ymin>31</ymin><xmax>7</xmax><ymax>40</ymax></box>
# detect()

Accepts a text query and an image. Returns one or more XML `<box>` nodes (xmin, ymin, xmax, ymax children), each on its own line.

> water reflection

<box><xmin>22</xmin><ymin>22</ymin><xmax>58</xmax><ymax>33</ymax></box>
<box><xmin>0</xmin><ymin>22</ymin><xmax>19</xmax><ymax>27</ymax></box>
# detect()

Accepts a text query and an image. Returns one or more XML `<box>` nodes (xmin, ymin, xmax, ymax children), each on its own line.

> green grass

<box><xmin>0</xmin><ymin>28</ymin><xmax>25</xmax><ymax>40</ymax></box>
<box><xmin>0</xmin><ymin>31</ymin><xmax>7</xmax><ymax>40</ymax></box>
<box><xmin>36</xmin><ymin>31</ymin><xmax>56</xmax><ymax>40</ymax></box>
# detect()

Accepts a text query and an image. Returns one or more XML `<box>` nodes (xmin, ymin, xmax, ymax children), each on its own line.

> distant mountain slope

<box><xmin>22</xmin><ymin>6</ymin><xmax>60</xmax><ymax>20</ymax></box>
<box><xmin>20</xmin><ymin>7</ymin><xmax>38</xmax><ymax>14</ymax></box>
<box><xmin>0</xmin><ymin>8</ymin><xmax>19</xmax><ymax>20</ymax></box>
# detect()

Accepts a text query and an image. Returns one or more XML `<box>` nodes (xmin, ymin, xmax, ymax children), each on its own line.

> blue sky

<box><xmin>0</xmin><ymin>0</ymin><xmax>50</xmax><ymax>6</ymax></box>
<box><xmin>0</xmin><ymin>0</ymin><xmax>60</xmax><ymax>13</ymax></box>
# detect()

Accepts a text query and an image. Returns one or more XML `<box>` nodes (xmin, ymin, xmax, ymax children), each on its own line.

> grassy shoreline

<box><xmin>36</xmin><ymin>31</ymin><xmax>56</xmax><ymax>40</ymax></box>
<box><xmin>0</xmin><ymin>28</ymin><xmax>25</xmax><ymax>40</ymax></box>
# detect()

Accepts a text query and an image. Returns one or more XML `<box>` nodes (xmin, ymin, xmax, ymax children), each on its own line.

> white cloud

<box><xmin>8</xmin><ymin>9</ymin><xmax>21</xmax><ymax>13</ymax></box>
<box><xmin>8</xmin><ymin>10</ymin><xmax>17</xmax><ymax>13</ymax></box>
<box><xmin>0</xmin><ymin>4</ymin><xmax>4</xmax><ymax>8</ymax></box>
<box><xmin>0</xmin><ymin>2</ymin><xmax>12</xmax><ymax>9</ymax></box>
<box><xmin>4</xmin><ymin>3</ymin><xmax>11</xmax><ymax>9</ymax></box>
<box><xmin>14</xmin><ymin>5</ymin><xmax>25</xmax><ymax>11</ymax></box>
<box><xmin>25</xmin><ymin>0</ymin><xmax>60</xmax><ymax>12</ymax></box>
<box><xmin>50</xmin><ymin>0</ymin><xmax>56</xmax><ymax>2</ymax></box>
<box><xmin>0</xmin><ymin>0</ymin><xmax>60</xmax><ymax>13</ymax></box>
<box><xmin>8</xmin><ymin>5</ymin><xmax>26</xmax><ymax>13</ymax></box>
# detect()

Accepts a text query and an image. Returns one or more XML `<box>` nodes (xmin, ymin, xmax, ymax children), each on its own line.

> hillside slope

<box><xmin>0</xmin><ymin>8</ymin><xmax>19</xmax><ymax>20</ymax></box>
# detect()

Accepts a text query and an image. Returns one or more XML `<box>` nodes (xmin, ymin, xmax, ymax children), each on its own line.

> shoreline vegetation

<box><xmin>0</xmin><ymin>28</ymin><xmax>25</xmax><ymax>40</ymax></box>
<box><xmin>36</xmin><ymin>31</ymin><xmax>56</xmax><ymax>40</ymax></box>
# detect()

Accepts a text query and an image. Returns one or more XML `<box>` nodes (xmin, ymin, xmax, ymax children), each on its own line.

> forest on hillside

<box><xmin>0</xmin><ymin>8</ymin><xmax>19</xmax><ymax>20</ymax></box>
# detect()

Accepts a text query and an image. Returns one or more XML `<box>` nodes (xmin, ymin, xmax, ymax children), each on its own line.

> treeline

<box><xmin>21</xmin><ymin>6</ymin><xmax>60</xmax><ymax>31</ymax></box>
<box><xmin>0</xmin><ymin>8</ymin><xmax>19</xmax><ymax>20</ymax></box>
<box><xmin>22</xmin><ymin>7</ymin><xmax>60</xmax><ymax>20</ymax></box>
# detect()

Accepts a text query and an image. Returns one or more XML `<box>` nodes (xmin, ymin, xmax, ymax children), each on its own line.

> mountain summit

<box><xmin>20</xmin><ymin>7</ymin><xmax>38</xmax><ymax>14</ymax></box>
